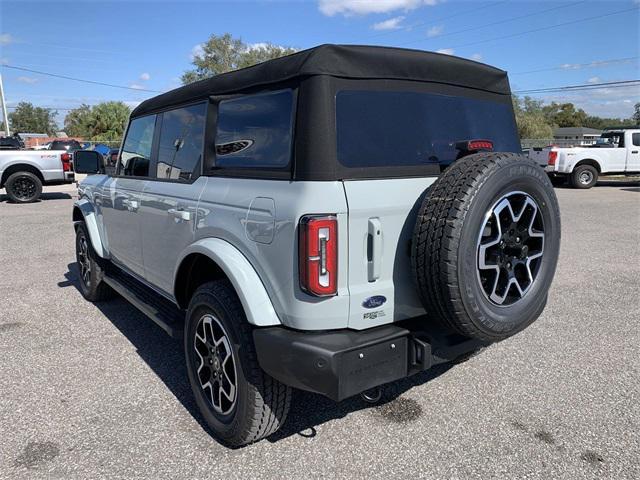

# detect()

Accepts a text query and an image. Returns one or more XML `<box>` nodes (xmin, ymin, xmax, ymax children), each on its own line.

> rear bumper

<box><xmin>253</xmin><ymin>320</ymin><xmax>488</xmax><ymax>401</ymax></box>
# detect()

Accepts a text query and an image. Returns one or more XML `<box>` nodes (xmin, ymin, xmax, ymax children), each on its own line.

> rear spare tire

<box><xmin>411</xmin><ymin>152</ymin><xmax>561</xmax><ymax>342</ymax></box>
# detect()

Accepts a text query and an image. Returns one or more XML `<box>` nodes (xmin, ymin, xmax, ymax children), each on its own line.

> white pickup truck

<box><xmin>0</xmin><ymin>149</ymin><xmax>75</xmax><ymax>202</ymax></box>
<box><xmin>529</xmin><ymin>128</ymin><xmax>640</xmax><ymax>188</ymax></box>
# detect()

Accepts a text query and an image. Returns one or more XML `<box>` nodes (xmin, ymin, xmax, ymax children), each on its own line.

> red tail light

<box><xmin>299</xmin><ymin>215</ymin><xmax>338</xmax><ymax>297</ymax></box>
<box><xmin>61</xmin><ymin>152</ymin><xmax>72</xmax><ymax>172</ymax></box>
<box><xmin>467</xmin><ymin>140</ymin><xmax>494</xmax><ymax>151</ymax></box>
<box><xmin>548</xmin><ymin>151</ymin><xmax>558</xmax><ymax>166</ymax></box>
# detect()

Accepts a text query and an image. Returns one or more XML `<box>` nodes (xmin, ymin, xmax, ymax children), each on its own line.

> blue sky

<box><xmin>1</xmin><ymin>0</ymin><xmax>638</xmax><ymax>126</ymax></box>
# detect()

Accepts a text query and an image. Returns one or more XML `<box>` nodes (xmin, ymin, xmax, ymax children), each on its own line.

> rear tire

<box><xmin>411</xmin><ymin>152</ymin><xmax>561</xmax><ymax>342</ymax></box>
<box><xmin>570</xmin><ymin>164</ymin><xmax>598</xmax><ymax>189</ymax></box>
<box><xmin>5</xmin><ymin>171</ymin><xmax>42</xmax><ymax>203</ymax></box>
<box><xmin>185</xmin><ymin>280</ymin><xmax>291</xmax><ymax>447</ymax></box>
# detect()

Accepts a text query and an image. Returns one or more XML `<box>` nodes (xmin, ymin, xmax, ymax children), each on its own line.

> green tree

<box><xmin>512</xmin><ymin>96</ymin><xmax>553</xmax><ymax>139</ymax></box>
<box><xmin>542</xmin><ymin>102</ymin><xmax>588</xmax><ymax>128</ymax></box>
<box><xmin>8</xmin><ymin>102</ymin><xmax>58</xmax><ymax>135</ymax></box>
<box><xmin>182</xmin><ymin>33</ymin><xmax>297</xmax><ymax>84</ymax></box>
<box><xmin>63</xmin><ymin>104</ymin><xmax>93</xmax><ymax>137</ymax></box>
<box><xmin>633</xmin><ymin>102</ymin><xmax>640</xmax><ymax>124</ymax></box>
<box><xmin>86</xmin><ymin>101</ymin><xmax>131</xmax><ymax>142</ymax></box>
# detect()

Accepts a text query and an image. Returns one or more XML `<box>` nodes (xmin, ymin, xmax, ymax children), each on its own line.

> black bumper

<box><xmin>253</xmin><ymin>320</ymin><xmax>488</xmax><ymax>402</ymax></box>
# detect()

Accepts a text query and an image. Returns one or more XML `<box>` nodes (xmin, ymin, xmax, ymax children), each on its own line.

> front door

<box><xmin>139</xmin><ymin>102</ymin><xmax>208</xmax><ymax>295</ymax></box>
<box><xmin>101</xmin><ymin>113</ymin><xmax>158</xmax><ymax>277</ymax></box>
<box><xmin>627</xmin><ymin>132</ymin><xmax>640</xmax><ymax>172</ymax></box>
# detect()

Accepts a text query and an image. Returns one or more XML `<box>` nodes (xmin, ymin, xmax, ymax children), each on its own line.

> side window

<box><xmin>632</xmin><ymin>133</ymin><xmax>640</xmax><ymax>147</ymax></box>
<box><xmin>215</xmin><ymin>89</ymin><xmax>293</xmax><ymax>169</ymax></box>
<box><xmin>156</xmin><ymin>103</ymin><xmax>207</xmax><ymax>182</ymax></box>
<box><xmin>120</xmin><ymin>114</ymin><xmax>156</xmax><ymax>177</ymax></box>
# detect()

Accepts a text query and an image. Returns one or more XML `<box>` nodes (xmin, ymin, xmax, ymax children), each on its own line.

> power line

<box><xmin>397</xmin><ymin>0</ymin><xmax>586</xmax><ymax>47</ymax></box>
<box><xmin>514</xmin><ymin>80</ymin><xmax>640</xmax><ymax>94</ymax></box>
<box><xmin>440</xmin><ymin>6</ymin><xmax>639</xmax><ymax>51</ymax></box>
<box><xmin>1</xmin><ymin>65</ymin><xmax>161</xmax><ymax>93</ymax></box>
<box><xmin>511</xmin><ymin>56</ymin><xmax>639</xmax><ymax>75</ymax></box>
<box><xmin>364</xmin><ymin>0</ymin><xmax>509</xmax><ymax>40</ymax></box>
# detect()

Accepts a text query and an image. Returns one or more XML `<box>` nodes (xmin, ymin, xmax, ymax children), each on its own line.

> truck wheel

<box><xmin>185</xmin><ymin>280</ymin><xmax>291</xmax><ymax>447</ymax></box>
<box><xmin>75</xmin><ymin>223</ymin><xmax>114</xmax><ymax>301</ymax></box>
<box><xmin>4</xmin><ymin>171</ymin><xmax>42</xmax><ymax>203</ymax></box>
<box><xmin>411</xmin><ymin>152</ymin><xmax>561</xmax><ymax>342</ymax></box>
<box><xmin>570</xmin><ymin>164</ymin><xmax>598</xmax><ymax>189</ymax></box>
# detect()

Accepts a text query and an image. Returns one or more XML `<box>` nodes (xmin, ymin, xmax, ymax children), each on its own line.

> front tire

<box><xmin>5</xmin><ymin>171</ymin><xmax>42</xmax><ymax>203</ymax></box>
<box><xmin>185</xmin><ymin>280</ymin><xmax>291</xmax><ymax>447</ymax></box>
<box><xmin>75</xmin><ymin>223</ymin><xmax>113</xmax><ymax>301</ymax></box>
<box><xmin>570</xmin><ymin>164</ymin><xmax>598</xmax><ymax>189</ymax></box>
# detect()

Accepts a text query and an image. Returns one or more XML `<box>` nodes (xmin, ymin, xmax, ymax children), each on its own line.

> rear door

<box><xmin>626</xmin><ymin>132</ymin><xmax>640</xmax><ymax>171</ymax></box>
<box><xmin>101</xmin><ymin>114</ymin><xmax>157</xmax><ymax>277</ymax></box>
<box><xmin>139</xmin><ymin>102</ymin><xmax>208</xmax><ymax>295</ymax></box>
<box><xmin>336</xmin><ymin>89</ymin><xmax>521</xmax><ymax>329</ymax></box>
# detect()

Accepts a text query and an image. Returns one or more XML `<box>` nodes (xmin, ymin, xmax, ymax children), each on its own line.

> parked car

<box><xmin>529</xmin><ymin>127</ymin><xmax>640</xmax><ymax>188</ymax></box>
<box><xmin>0</xmin><ymin>135</ymin><xmax>24</xmax><ymax>150</ymax></box>
<box><xmin>0</xmin><ymin>148</ymin><xmax>75</xmax><ymax>202</ymax></box>
<box><xmin>72</xmin><ymin>45</ymin><xmax>561</xmax><ymax>447</ymax></box>
<box><xmin>49</xmin><ymin>139</ymin><xmax>82</xmax><ymax>152</ymax></box>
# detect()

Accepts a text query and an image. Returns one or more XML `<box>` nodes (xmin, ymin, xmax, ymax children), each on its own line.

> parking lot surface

<box><xmin>1</xmin><ymin>181</ymin><xmax>639</xmax><ymax>479</ymax></box>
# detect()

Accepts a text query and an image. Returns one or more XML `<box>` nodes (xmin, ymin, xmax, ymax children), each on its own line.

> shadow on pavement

<box><xmin>0</xmin><ymin>192</ymin><xmax>73</xmax><ymax>203</ymax></box>
<box><xmin>60</xmin><ymin>262</ymin><xmax>457</xmax><ymax>445</ymax></box>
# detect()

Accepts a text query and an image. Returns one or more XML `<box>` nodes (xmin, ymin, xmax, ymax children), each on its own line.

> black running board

<box><xmin>103</xmin><ymin>268</ymin><xmax>184</xmax><ymax>339</ymax></box>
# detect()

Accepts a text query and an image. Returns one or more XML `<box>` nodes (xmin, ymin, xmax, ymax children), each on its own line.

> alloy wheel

<box><xmin>193</xmin><ymin>314</ymin><xmax>238</xmax><ymax>415</ymax></box>
<box><xmin>477</xmin><ymin>191</ymin><xmax>545</xmax><ymax>306</ymax></box>
<box><xmin>77</xmin><ymin>233</ymin><xmax>92</xmax><ymax>287</ymax></box>
<box><xmin>11</xmin><ymin>175</ymin><xmax>37</xmax><ymax>201</ymax></box>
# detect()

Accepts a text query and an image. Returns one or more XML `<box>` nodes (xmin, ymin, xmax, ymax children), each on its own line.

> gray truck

<box><xmin>72</xmin><ymin>45</ymin><xmax>561</xmax><ymax>447</ymax></box>
<box><xmin>0</xmin><ymin>148</ymin><xmax>75</xmax><ymax>202</ymax></box>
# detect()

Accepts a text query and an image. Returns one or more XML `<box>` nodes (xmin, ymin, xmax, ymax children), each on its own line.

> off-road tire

<box><xmin>185</xmin><ymin>280</ymin><xmax>291</xmax><ymax>447</ymax></box>
<box><xmin>411</xmin><ymin>152</ymin><xmax>561</xmax><ymax>342</ymax></box>
<box><xmin>5</xmin><ymin>171</ymin><xmax>43</xmax><ymax>203</ymax></box>
<box><xmin>75</xmin><ymin>222</ymin><xmax>114</xmax><ymax>301</ymax></box>
<box><xmin>570</xmin><ymin>164</ymin><xmax>598</xmax><ymax>189</ymax></box>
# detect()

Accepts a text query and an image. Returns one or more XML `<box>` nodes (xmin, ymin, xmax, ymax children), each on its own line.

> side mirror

<box><xmin>73</xmin><ymin>150</ymin><xmax>103</xmax><ymax>174</ymax></box>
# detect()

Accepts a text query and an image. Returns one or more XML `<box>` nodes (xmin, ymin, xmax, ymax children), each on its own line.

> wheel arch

<box><xmin>174</xmin><ymin>238</ymin><xmax>281</xmax><ymax>327</ymax></box>
<box><xmin>573</xmin><ymin>158</ymin><xmax>601</xmax><ymax>173</ymax></box>
<box><xmin>1</xmin><ymin>163</ymin><xmax>45</xmax><ymax>188</ymax></box>
<box><xmin>72</xmin><ymin>199</ymin><xmax>108</xmax><ymax>258</ymax></box>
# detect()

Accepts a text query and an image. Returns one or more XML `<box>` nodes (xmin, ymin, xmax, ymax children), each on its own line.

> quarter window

<box><xmin>632</xmin><ymin>133</ymin><xmax>640</xmax><ymax>147</ymax></box>
<box><xmin>215</xmin><ymin>90</ymin><xmax>293</xmax><ymax>169</ymax></box>
<box><xmin>120</xmin><ymin>114</ymin><xmax>156</xmax><ymax>177</ymax></box>
<box><xmin>156</xmin><ymin>103</ymin><xmax>207</xmax><ymax>182</ymax></box>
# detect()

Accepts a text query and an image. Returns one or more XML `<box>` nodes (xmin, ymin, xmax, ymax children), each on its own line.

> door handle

<box><xmin>122</xmin><ymin>199</ymin><xmax>139</xmax><ymax>211</ymax></box>
<box><xmin>367</xmin><ymin>218</ymin><xmax>382</xmax><ymax>282</ymax></box>
<box><xmin>168</xmin><ymin>208</ymin><xmax>192</xmax><ymax>221</ymax></box>
<box><xmin>632</xmin><ymin>150</ymin><xmax>638</xmax><ymax>154</ymax></box>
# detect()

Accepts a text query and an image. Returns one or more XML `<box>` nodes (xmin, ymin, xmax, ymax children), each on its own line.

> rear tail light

<box><xmin>467</xmin><ymin>140</ymin><xmax>494</xmax><ymax>151</ymax></box>
<box><xmin>299</xmin><ymin>215</ymin><xmax>338</xmax><ymax>297</ymax></box>
<box><xmin>61</xmin><ymin>152</ymin><xmax>72</xmax><ymax>172</ymax></box>
<box><xmin>548</xmin><ymin>151</ymin><xmax>558</xmax><ymax>166</ymax></box>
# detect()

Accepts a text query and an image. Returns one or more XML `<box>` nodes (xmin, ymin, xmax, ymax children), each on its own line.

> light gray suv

<box><xmin>72</xmin><ymin>45</ymin><xmax>561</xmax><ymax>446</ymax></box>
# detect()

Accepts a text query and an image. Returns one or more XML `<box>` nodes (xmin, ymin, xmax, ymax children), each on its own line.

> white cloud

<box><xmin>471</xmin><ymin>53</ymin><xmax>483</xmax><ymax>61</ymax></box>
<box><xmin>372</xmin><ymin>16</ymin><xmax>406</xmax><ymax>30</ymax></box>
<box><xmin>0</xmin><ymin>33</ymin><xmax>13</xmax><ymax>46</ymax></box>
<box><xmin>436</xmin><ymin>48</ymin><xmax>455</xmax><ymax>55</ymax></box>
<box><xmin>319</xmin><ymin>0</ymin><xmax>438</xmax><ymax>16</ymax></box>
<box><xmin>426</xmin><ymin>25</ymin><xmax>443</xmax><ymax>37</ymax></box>
<box><xmin>587</xmin><ymin>76</ymin><xmax>601</xmax><ymax>84</ymax></box>
<box><xmin>537</xmin><ymin>85</ymin><xmax>638</xmax><ymax>118</ymax></box>
<box><xmin>1</xmin><ymin>57</ymin><xmax>8</xmax><ymax>65</ymax></box>
<box><xmin>139</xmin><ymin>72</ymin><xmax>150</xmax><ymax>81</ymax></box>
<box><xmin>248</xmin><ymin>42</ymin><xmax>269</xmax><ymax>50</ymax></box>
<box><xmin>129</xmin><ymin>83</ymin><xmax>145</xmax><ymax>90</ymax></box>
<box><xmin>17</xmin><ymin>76</ymin><xmax>38</xmax><ymax>84</ymax></box>
<box><xmin>190</xmin><ymin>43</ymin><xmax>204</xmax><ymax>60</ymax></box>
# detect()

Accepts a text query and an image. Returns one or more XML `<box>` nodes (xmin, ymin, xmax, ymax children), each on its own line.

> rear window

<box><xmin>215</xmin><ymin>89</ymin><xmax>293</xmax><ymax>169</ymax></box>
<box><xmin>51</xmin><ymin>140</ymin><xmax>81</xmax><ymax>151</ymax></box>
<box><xmin>336</xmin><ymin>90</ymin><xmax>519</xmax><ymax>168</ymax></box>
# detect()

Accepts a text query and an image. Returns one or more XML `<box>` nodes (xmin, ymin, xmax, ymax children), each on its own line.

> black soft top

<box><xmin>132</xmin><ymin>44</ymin><xmax>511</xmax><ymax>117</ymax></box>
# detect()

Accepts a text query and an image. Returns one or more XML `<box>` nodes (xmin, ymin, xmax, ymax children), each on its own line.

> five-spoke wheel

<box><xmin>477</xmin><ymin>191</ymin><xmax>545</xmax><ymax>306</ymax></box>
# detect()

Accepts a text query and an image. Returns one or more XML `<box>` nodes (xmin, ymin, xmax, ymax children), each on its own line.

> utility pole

<box><xmin>0</xmin><ymin>73</ymin><xmax>10</xmax><ymax>136</ymax></box>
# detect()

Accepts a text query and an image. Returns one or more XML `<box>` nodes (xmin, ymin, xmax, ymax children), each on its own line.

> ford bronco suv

<box><xmin>72</xmin><ymin>45</ymin><xmax>561</xmax><ymax>447</ymax></box>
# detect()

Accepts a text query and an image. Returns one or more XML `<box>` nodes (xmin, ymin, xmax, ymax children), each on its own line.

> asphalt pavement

<box><xmin>0</xmin><ymin>180</ymin><xmax>639</xmax><ymax>479</ymax></box>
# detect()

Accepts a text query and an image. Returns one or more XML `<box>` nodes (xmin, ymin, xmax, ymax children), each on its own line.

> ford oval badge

<box><xmin>362</xmin><ymin>295</ymin><xmax>387</xmax><ymax>309</ymax></box>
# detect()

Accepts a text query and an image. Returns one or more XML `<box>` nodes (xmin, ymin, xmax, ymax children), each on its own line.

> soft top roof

<box><xmin>132</xmin><ymin>44</ymin><xmax>511</xmax><ymax>117</ymax></box>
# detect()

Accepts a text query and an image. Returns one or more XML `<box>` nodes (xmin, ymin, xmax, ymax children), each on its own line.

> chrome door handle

<box><xmin>168</xmin><ymin>208</ymin><xmax>192</xmax><ymax>221</ymax></box>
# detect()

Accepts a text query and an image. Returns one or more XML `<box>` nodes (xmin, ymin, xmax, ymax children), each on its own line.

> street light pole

<box><xmin>0</xmin><ymin>73</ymin><xmax>10</xmax><ymax>136</ymax></box>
